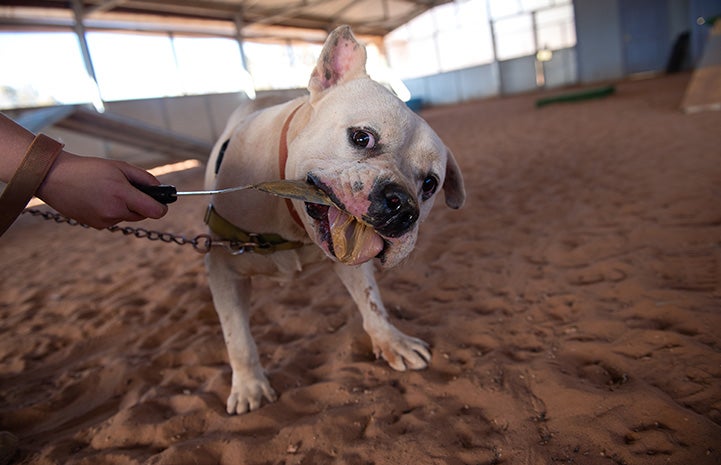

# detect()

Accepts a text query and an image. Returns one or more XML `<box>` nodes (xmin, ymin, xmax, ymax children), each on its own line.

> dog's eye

<box><xmin>421</xmin><ymin>175</ymin><xmax>439</xmax><ymax>200</ymax></box>
<box><xmin>349</xmin><ymin>129</ymin><xmax>376</xmax><ymax>149</ymax></box>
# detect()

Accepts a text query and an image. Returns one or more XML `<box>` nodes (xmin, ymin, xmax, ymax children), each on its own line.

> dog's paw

<box><xmin>371</xmin><ymin>327</ymin><xmax>431</xmax><ymax>371</ymax></box>
<box><xmin>226</xmin><ymin>371</ymin><xmax>277</xmax><ymax>415</ymax></box>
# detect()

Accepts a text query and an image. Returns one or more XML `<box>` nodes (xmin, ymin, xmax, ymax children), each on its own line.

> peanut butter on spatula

<box><xmin>329</xmin><ymin>208</ymin><xmax>384</xmax><ymax>265</ymax></box>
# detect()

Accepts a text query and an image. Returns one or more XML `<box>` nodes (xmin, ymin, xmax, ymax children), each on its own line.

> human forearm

<box><xmin>1</xmin><ymin>112</ymin><xmax>168</xmax><ymax>229</ymax></box>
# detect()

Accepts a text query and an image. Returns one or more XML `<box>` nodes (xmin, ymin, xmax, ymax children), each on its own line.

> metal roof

<box><xmin>0</xmin><ymin>0</ymin><xmax>452</xmax><ymax>41</ymax></box>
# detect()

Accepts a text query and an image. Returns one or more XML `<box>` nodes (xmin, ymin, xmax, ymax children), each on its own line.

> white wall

<box><xmin>574</xmin><ymin>0</ymin><xmax>625</xmax><ymax>83</ymax></box>
<box><xmin>403</xmin><ymin>46</ymin><xmax>578</xmax><ymax>106</ymax></box>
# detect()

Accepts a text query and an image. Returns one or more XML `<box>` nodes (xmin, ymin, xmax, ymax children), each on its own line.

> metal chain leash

<box><xmin>21</xmin><ymin>208</ymin><xmax>266</xmax><ymax>255</ymax></box>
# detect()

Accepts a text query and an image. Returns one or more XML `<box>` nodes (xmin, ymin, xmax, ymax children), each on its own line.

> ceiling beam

<box><xmin>0</xmin><ymin>0</ymin><xmax>453</xmax><ymax>38</ymax></box>
<box><xmin>245</xmin><ymin>0</ymin><xmax>336</xmax><ymax>28</ymax></box>
<box><xmin>85</xmin><ymin>0</ymin><xmax>129</xmax><ymax>17</ymax></box>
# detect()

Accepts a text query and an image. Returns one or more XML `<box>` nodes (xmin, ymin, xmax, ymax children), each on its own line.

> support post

<box><xmin>234</xmin><ymin>11</ymin><xmax>255</xmax><ymax>99</ymax></box>
<box><xmin>70</xmin><ymin>0</ymin><xmax>105</xmax><ymax>111</ymax></box>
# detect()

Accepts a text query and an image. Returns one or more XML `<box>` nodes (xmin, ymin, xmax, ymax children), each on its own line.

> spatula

<box><xmin>133</xmin><ymin>180</ymin><xmax>334</xmax><ymax>206</ymax></box>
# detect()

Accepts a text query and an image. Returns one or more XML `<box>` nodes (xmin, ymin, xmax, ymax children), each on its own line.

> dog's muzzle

<box><xmin>304</xmin><ymin>173</ymin><xmax>422</xmax><ymax>265</ymax></box>
<box><xmin>364</xmin><ymin>181</ymin><xmax>419</xmax><ymax>238</ymax></box>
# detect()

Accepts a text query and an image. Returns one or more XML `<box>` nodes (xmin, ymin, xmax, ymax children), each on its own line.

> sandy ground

<box><xmin>1</xmin><ymin>73</ymin><xmax>720</xmax><ymax>465</ymax></box>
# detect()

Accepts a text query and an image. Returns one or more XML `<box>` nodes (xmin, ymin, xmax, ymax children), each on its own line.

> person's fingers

<box><xmin>117</xmin><ymin>163</ymin><xmax>169</xmax><ymax>220</ymax></box>
<box><xmin>122</xmin><ymin>211</ymin><xmax>147</xmax><ymax>223</ymax></box>
<box><xmin>126</xmin><ymin>189</ymin><xmax>169</xmax><ymax>220</ymax></box>
<box><xmin>120</xmin><ymin>162</ymin><xmax>161</xmax><ymax>187</ymax></box>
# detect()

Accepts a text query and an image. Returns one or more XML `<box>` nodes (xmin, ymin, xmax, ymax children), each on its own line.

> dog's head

<box><xmin>286</xmin><ymin>26</ymin><xmax>465</xmax><ymax>268</ymax></box>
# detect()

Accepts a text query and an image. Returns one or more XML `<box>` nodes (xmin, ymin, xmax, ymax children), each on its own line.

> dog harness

<box><xmin>204</xmin><ymin>103</ymin><xmax>307</xmax><ymax>254</ymax></box>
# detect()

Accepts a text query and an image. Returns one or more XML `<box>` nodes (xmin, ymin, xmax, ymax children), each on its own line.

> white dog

<box><xmin>204</xmin><ymin>25</ymin><xmax>465</xmax><ymax>414</ymax></box>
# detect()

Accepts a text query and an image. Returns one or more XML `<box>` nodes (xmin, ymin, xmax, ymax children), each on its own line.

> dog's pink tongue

<box><xmin>328</xmin><ymin>208</ymin><xmax>383</xmax><ymax>265</ymax></box>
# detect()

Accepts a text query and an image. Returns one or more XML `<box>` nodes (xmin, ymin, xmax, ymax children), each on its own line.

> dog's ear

<box><xmin>443</xmin><ymin>148</ymin><xmax>466</xmax><ymax>209</ymax></box>
<box><xmin>308</xmin><ymin>25</ymin><xmax>368</xmax><ymax>99</ymax></box>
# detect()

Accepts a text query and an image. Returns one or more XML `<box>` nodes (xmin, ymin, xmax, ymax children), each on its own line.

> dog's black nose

<box><xmin>365</xmin><ymin>181</ymin><xmax>419</xmax><ymax>238</ymax></box>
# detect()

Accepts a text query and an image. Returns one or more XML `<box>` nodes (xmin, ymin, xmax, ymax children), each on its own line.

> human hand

<box><xmin>35</xmin><ymin>151</ymin><xmax>169</xmax><ymax>229</ymax></box>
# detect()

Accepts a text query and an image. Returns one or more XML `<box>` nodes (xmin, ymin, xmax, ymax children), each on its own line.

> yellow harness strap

<box><xmin>204</xmin><ymin>205</ymin><xmax>304</xmax><ymax>254</ymax></box>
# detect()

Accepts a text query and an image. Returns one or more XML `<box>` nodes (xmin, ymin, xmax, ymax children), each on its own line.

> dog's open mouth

<box><xmin>305</xmin><ymin>202</ymin><xmax>385</xmax><ymax>265</ymax></box>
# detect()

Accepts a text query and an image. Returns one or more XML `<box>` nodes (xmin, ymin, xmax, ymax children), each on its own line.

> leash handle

<box><xmin>132</xmin><ymin>183</ymin><xmax>177</xmax><ymax>204</ymax></box>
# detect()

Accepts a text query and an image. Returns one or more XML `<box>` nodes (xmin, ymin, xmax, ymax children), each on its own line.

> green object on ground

<box><xmin>700</xmin><ymin>15</ymin><xmax>719</xmax><ymax>26</ymax></box>
<box><xmin>535</xmin><ymin>85</ymin><xmax>616</xmax><ymax>108</ymax></box>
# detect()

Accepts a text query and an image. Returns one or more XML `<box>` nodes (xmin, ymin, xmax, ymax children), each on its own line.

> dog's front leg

<box><xmin>206</xmin><ymin>252</ymin><xmax>277</xmax><ymax>414</ymax></box>
<box><xmin>334</xmin><ymin>262</ymin><xmax>431</xmax><ymax>371</ymax></box>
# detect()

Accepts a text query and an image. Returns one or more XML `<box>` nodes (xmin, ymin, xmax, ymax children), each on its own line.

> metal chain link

<box><xmin>20</xmin><ymin>208</ymin><xmax>260</xmax><ymax>255</ymax></box>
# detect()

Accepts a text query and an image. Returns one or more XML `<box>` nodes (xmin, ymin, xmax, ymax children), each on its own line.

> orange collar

<box><xmin>278</xmin><ymin>103</ymin><xmax>305</xmax><ymax>229</ymax></box>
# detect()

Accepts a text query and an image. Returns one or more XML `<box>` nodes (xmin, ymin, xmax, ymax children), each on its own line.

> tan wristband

<box><xmin>0</xmin><ymin>134</ymin><xmax>64</xmax><ymax>237</ymax></box>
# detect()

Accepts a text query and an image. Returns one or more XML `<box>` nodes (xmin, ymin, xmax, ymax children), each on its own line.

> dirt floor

<box><xmin>1</xmin><ymin>73</ymin><xmax>720</xmax><ymax>465</ymax></box>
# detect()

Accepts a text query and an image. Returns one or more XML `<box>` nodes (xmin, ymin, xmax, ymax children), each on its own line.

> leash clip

<box><xmin>219</xmin><ymin>234</ymin><xmax>273</xmax><ymax>255</ymax></box>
